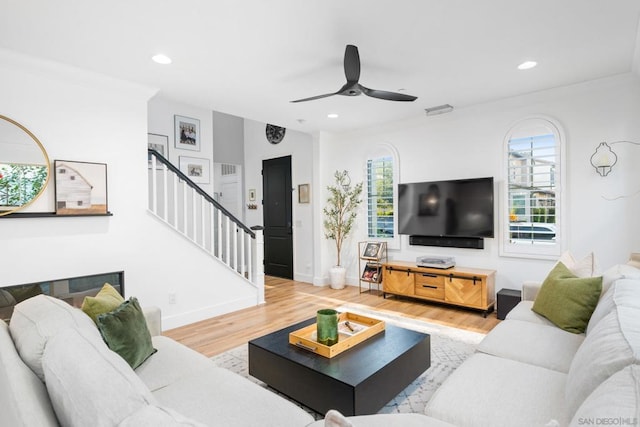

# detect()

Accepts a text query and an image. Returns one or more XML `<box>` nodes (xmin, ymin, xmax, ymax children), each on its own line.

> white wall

<box><xmin>243</xmin><ymin>119</ymin><xmax>315</xmax><ymax>283</ymax></box>
<box><xmin>0</xmin><ymin>50</ymin><xmax>259</xmax><ymax>330</ymax></box>
<box><xmin>147</xmin><ymin>96</ymin><xmax>214</xmax><ymax>197</ymax></box>
<box><xmin>213</xmin><ymin>111</ymin><xmax>244</xmax><ymax>165</ymax></box>
<box><xmin>315</xmin><ymin>74</ymin><xmax>640</xmax><ymax>291</ymax></box>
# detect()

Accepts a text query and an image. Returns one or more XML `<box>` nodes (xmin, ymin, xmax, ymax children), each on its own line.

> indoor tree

<box><xmin>323</xmin><ymin>170</ymin><xmax>363</xmax><ymax>288</ymax></box>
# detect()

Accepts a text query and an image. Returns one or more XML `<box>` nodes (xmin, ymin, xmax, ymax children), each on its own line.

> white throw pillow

<box><xmin>557</xmin><ymin>251</ymin><xmax>598</xmax><ymax>278</ymax></box>
<box><xmin>42</xmin><ymin>327</ymin><xmax>156</xmax><ymax>427</ymax></box>
<box><xmin>601</xmin><ymin>263</ymin><xmax>640</xmax><ymax>296</ymax></box>
<box><xmin>628</xmin><ymin>253</ymin><xmax>640</xmax><ymax>269</ymax></box>
<box><xmin>9</xmin><ymin>295</ymin><xmax>100</xmax><ymax>381</ymax></box>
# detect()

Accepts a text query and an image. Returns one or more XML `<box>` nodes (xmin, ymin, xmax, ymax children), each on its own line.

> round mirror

<box><xmin>0</xmin><ymin>115</ymin><xmax>50</xmax><ymax>216</ymax></box>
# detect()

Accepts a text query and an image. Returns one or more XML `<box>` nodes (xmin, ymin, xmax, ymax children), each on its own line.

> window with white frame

<box><xmin>502</xmin><ymin>118</ymin><xmax>564</xmax><ymax>258</ymax></box>
<box><xmin>366</xmin><ymin>145</ymin><xmax>399</xmax><ymax>248</ymax></box>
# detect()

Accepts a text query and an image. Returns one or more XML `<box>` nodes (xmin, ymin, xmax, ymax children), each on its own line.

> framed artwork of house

<box><xmin>54</xmin><ymin>160</ymin><xmax>108</xmax><ymax>215</ymax></box>
<box><xmin>174</xmin><ymin>115</ymin><xmax>200</xmax><ymax>151</ymax></box>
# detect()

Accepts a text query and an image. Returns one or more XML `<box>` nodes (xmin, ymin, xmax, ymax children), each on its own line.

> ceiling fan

<box><xmin>291</xmin><ymin>44</ymin><xmax>417</xmax><ymax>103</ymax></box>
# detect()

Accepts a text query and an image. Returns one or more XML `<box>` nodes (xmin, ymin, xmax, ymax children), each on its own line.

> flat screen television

<box><xmin>398</xmin><ymin>177</ymin><xmax>494</xmax><ymax>238</ymax></box>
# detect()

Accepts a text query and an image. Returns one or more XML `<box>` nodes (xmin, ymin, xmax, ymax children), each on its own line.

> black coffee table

<box><xmin>248</xmin><ymin>317</ymin><xmax>430</xmax><ymax>416</ymax></box>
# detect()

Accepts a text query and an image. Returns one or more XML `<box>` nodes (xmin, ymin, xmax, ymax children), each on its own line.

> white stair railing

<box><xmin>147</xmin><ymin>149</ymin><xmax>264</xmax><ymax>302</ymax></box>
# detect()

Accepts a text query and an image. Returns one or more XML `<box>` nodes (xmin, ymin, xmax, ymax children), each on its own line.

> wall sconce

<box><xmin>340</xmin><ymin>170</ymin><xmax>352</xmax><ymax>190</ymax></box>
<box><xmin>590</xmin><ymin>142</ymin><xmax>618</xmax><ymax>177</ymax></box>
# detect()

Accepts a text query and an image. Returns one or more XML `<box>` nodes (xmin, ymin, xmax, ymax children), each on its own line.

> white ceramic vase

<box><xmin>329</xmin><ymin>266</ymin><xmax>346</xmax><ymax>289</ymax></box>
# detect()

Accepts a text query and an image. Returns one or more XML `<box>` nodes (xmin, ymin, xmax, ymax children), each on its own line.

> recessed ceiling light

<box><xmin>152</xmin><ymin>54</ymin><xmax>172</xmax><ymax>65</ymax></box>
<box><xmin>517</xmin><ymin>61</ymin><xmax>537</xmax><ymax>70</ymax></box>
<box><xmin>327</xmin><ymin>113</ymin><xmax>339</xmax><ymax>119</ymax></box>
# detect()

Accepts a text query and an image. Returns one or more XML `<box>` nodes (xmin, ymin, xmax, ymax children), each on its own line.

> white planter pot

<box><xmin>329</xmin><ymin>266</ymin><xmax>347</xmax><ymax>289</ymax></box>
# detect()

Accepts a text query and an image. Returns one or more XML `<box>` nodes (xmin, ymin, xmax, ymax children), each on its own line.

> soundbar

<box><xmin>409</xmin><ymin>235</ymin><xmax>484</xmax><ymax>249</ymax></box>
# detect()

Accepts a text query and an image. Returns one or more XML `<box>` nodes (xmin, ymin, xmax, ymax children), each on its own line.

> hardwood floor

<box><xmin>163</xmin><ymin>276</ymin><xmax>501</xmax><ymax>358</ymax></box>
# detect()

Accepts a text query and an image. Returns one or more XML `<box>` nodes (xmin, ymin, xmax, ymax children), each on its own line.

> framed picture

<box><xmin>361</xmin><ymin>242</ymin><xmax>382</xmax><ymax>260</ymax></box>
<box><xmin>248</xmin><ymin>189</ymin><xmax>256</xmax><ymax>201</ymax></box>
<box><xmin>147</xmin><ymin>133</ymin><xmax>168</xmax><ymax>168</ymax></box>
<box><xmin>55</xmin><ymin>160</ymin><xmax>108</xmax><ymax>215</ymax></box>
<box><xmin>179</xmin><ymin>156</ymin><xmax>210</xmax><ymax>184</ymax></box>
<box><xmin>298</xmin><ymin>183</ymin><xmax>310</xmax><ymax>203</ymax></box>
<box><xmin>361</xmin><ymin>263</ymin><xmax>381</xmax><ymax>283</ymax></box>
<box><xmin>174</xmin><ymin>115</ymin><xmax>200</xmax><ymax>151</ymax></box>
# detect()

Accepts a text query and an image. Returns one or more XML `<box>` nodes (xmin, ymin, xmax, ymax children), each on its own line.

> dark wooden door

<box><xmin>262</xmin><ymin>156</ymin><xmax>293</xmax><ymax>279</ymax></box>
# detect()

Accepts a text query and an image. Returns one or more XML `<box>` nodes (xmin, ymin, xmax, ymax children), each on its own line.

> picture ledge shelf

<box><xmin>0</xmin><ymin>212</ymin><xmax>113</xmax><ymax>219</ymax></box>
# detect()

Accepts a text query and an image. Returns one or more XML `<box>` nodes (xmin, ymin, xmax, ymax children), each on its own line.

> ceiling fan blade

<box><xmin>344</xmin><ymin>44</ymin><xmax>361</xmax><ymax>83</ymax></box>
<box><xmin>360</xmin><ymin>86</ymin><xmax>417</xmax><ymax>102</ymax></box>
<box><xmin>290</xmin><ymin>92</ymin><xmax>338</xmax><ymax>103</ymax></box>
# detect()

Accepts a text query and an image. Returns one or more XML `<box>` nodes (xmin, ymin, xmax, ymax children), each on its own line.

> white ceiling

<box><xmin>2</xmin><ymin>1</ymin><xmax>640</xmax><ymax>134</ymax></box>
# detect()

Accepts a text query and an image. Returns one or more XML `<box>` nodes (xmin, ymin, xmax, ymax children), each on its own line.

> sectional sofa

<box><xmin>316</xmin><ymin>259</ymin><xmax>640</xmax><ymax>427</ymax></box>
<box><xmin>2</xmin><ymin>259</ymin><xmax>639</xmax><ymax>427</ymax></box>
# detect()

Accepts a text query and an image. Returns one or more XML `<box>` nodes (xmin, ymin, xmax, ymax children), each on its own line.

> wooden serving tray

<box><xmin>288</xmin><ymin>312</ymin><xmax>385</xmax><ymax>358</ymax></box>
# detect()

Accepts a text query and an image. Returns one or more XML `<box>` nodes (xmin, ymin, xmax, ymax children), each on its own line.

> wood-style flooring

<box><xmin>163</xmin><ymin>276</ymin><xmax>501</xmax><ymax>358</ymax></box>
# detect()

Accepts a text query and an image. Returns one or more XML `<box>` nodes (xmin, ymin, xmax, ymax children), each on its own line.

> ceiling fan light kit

<box><xmin>291</xmin><ymin>45</ymin><xmax>417</xmax><ymax>103</ymax></box>
<box><xmin>424</xmin><ymin>104</ymin><xmax>454</xmax><ymax>116</ymax></box>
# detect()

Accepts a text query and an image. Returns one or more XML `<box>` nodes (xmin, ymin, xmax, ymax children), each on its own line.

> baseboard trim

<box><xmin>162</xmin><ymin>296</ymin><xmax>256</xmax><ymax>330</ymax></box>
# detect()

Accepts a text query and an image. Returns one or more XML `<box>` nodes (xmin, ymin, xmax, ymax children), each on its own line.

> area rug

<box><xmin>211</xmin><ymin>305</ymin><xmax>485</xmax><ymax>418</ymax></box>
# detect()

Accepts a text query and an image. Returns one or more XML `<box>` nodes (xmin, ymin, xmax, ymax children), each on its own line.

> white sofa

<box><xmin>0</xmin><ymin>294</ymin><xmax>315</xmax><ymax>427</ymax></box>
<box><xmin>312</xmin><ymin>262</ymin><xmax>640</xmax><ymax>427</ymax></box>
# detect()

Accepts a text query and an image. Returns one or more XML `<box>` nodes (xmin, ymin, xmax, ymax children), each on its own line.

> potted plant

<box><xmin>323</xmin><ymin>170</ymin><xmax>363</xmax><ymax>289</ymax></box>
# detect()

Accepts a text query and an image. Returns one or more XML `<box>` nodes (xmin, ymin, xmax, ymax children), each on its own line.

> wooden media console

<box><xmin>382</xmin><ymin>261</ymin><xmax>496</xmax><ymax>317</ymax></box>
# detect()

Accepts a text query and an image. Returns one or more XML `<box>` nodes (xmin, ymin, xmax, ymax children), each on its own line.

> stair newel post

<box><xmin>251</xmin><ymin>226</ymin><xmax>265</xmax><ymax>304</ymax></box>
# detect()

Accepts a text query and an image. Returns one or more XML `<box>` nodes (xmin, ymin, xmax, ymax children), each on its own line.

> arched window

<box><xmin>366</xmin><ymin>144</ymin><xmax>399</xmax><ymax>249</ymax></box>
<box><xmin>501</xmin><ymin>117</ymin><xmax>565</xmax><ymax>258</ymax></box>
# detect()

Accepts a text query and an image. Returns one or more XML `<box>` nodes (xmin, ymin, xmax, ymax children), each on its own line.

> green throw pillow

<box><xmin>532</xmin><ymin>262</ymin><xmax>602</xmax><ymax>333</ymax></box>
<box><xmin>81</xmin><ymin>283</ymin><xmax>125</xmax><ymax>323</ymax></box>
<box><xmin>96</xmin><ymin>297</ymin><xmax>157</xmax><ymax>369</ymax></box>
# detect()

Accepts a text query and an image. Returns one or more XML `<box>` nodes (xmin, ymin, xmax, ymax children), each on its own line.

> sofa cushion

<box><xmin>9</xmin><ymin>294</ymin><xmax>100</xmax><ymax>381</ymax></box>
<box><xmin>81</xmin><ymin>282</ymin><xmax>124</xmax><ymax>323</ymax></box>
<box><xmin>565</xmin><ymin>306</ymin><xmax>640</xmax><ymax>418</ymax></box>
<box><xmin>532</xmin><ymin>262</ymin><xmax>602</xmax><ymax>333</ymax></box>
<box><xmin>569</xmin><ymin>365</ymin><xmax>640</xmax><ymax>427</ymax></box>
<box><xmin>425</xmin><ymin>353</ymin><xmax>569</xmax><ymax>427</ymax></box>
<box><xmin>96</xmin><ymin>297</ymin><xmax>157</xmax><ymax>369</ymax></box>
<box><xmin>476</xmin><ymin>319</ymin><xmax>584</xmax><ymax>372</ymax></box>
<box><xmin>0</xmin><ymin>320</ymin><xmax>58</xmax><ymax>427</ymax></box>
<box><xmin>42</xmin><ymin>327</ymin><xmax>157</xmax><ymax>427</ymax></box>
<box><xmin>505</xmin><ymin>300</ymin><xmax>556</xmax><ymax>326</ymax></box>
<box><xmin>587</xmin><ymin>278</ymin><xmax>640</xmax><ymax>334</ymax></box>
<box><xmin>152</xmin><ymin>364</ymin><xmax>315</xmax><ymax>427</ymax></box>
<box><xmin>136</xmin><ymin>336</ymin><xmax>215</xmax><ymax>392</ymax></box>
<box><xmin>118</xmin><ymin>405</ymin><xmax>207</xmax><ymax>427</ymax></box>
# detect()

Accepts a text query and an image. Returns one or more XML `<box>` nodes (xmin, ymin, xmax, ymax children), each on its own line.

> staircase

<box><xmin>147</xmin><ymin>149</ymin><xmax>264</xmax><ymax>303</ymax></box>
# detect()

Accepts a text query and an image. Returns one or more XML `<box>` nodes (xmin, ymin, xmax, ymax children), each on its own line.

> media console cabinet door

<box><xmin>445</xmin><ymin>276</ymin><xmax>484</xmax><ymax>308</ymax></box>
<box><xmin>382</xmin><ymin>268</ymin><xmax>414</xmax><ymax>295</ymax></box>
